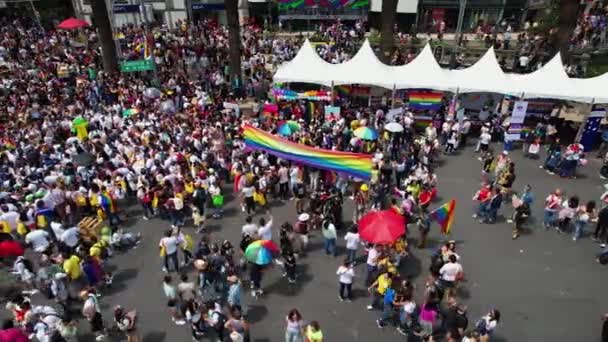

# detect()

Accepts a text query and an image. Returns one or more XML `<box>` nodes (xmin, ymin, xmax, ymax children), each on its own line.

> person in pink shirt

<box><xmin>544</xmin><ymin>189</ymin><xmax>562</xmax><ymax>230</ymax></box>
<box><xmin>0</xmin><ymin>320</ymin><xmax>28</xmax><ymax>342</ymax></box>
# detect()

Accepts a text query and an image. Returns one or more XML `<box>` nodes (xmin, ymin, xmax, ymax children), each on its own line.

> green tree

<box><xmin>91</xmin><ymin>0</ymin><xmax>119</xmax><ymax>73</ymax></box>
<box><xmin>225</xmin><ymin>0</ymin><xmax>243</xmax><ymax>90</ymax></box>
<box><xmin>380</xmin><ymin>0</ymin><xmax>398</xmax><ymax>63</ymax></box>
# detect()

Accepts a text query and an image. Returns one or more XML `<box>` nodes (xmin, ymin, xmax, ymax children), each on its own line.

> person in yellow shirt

<box><xmin>305</xmin><ymin>321</ymin><xmax>323</xmax><ymax>342</ymax></box>
<box><xmin>63</xmin><ymin>254</ymin><xmax>82</xmax><ymax>280</ymax></box>
<box><xmin>367</xmin><ymin>271</ymin><xmax>394</xmax><ymax>310</ymax></box>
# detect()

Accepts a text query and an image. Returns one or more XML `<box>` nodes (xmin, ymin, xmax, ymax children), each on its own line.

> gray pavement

<box><xmin>10</xmin><ymin>142</ymin><xmax>608</xmax><ymax>342</ymax></box>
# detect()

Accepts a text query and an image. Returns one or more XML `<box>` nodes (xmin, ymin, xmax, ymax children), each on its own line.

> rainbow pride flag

<box><xmin>413</xmin><ymin>115</ymin><xmax>433</xmax><ymax>129</ymax></box>
<box><xmin>243</xmin><ymin>125</ymin><xmax>372</xmax><ymax>179</ymax></box>
<box><xmin>409</xmin><ymin>91</ymin><xmax>443</xmax><ymax>110</ymax></box>
<box><xmin>100</xmin><ymin>192</ymin><xmax>116</xmax><ymax>213</ymax></box>
<box><xmin>430</xmin><ymin>199</ymin><xmax>456</xmax><ymax>235</ymax></box>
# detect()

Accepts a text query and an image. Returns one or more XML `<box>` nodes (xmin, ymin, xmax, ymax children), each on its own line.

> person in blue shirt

<box><xmin>376</xmin><ymin>284</ymin><xmax>397</xmax><ymax>328</ymax></box>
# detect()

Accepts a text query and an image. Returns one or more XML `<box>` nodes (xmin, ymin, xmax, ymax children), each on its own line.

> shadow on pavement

<box><xmin>246</xmin><ymin>304</ymin><xmax>268</xmax><ymax>323</ymax></box>
<box><xmin>142</xmin><ymin>331</ymin><xmax>167</xmax><ymax>342</ymax></box>
<box><xmin>103</xmin><ymin>268</ymin><xmax>139</xmax><ymax>295</ymax></box>
<box><xmin>264</xmin><ymin>264</ymin><xmax>313</xmax><ymax>296</ymax></box>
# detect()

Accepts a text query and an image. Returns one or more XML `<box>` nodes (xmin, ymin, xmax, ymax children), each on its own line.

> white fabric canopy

<box><xmin>332</xmin><ymin>40</ymin><xmax>395</xmax><ymax>89</ymax></box>
<box><xmin>273</xmin><ymin>39</ymin><xmax>335</xmax><ymax>87</ymax></box>
<box><xmin>272</xmin><ymin>40</ymin><xmax>607</xmax><ymax>104</ymax></box>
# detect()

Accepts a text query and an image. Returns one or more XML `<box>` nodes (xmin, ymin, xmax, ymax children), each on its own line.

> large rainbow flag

<box><xmin>430</xmin><ymin>199</ymin><xmax>456</xmax><ymax>235</ymax></box>
<box><xmin>243</xmin><ymin>125</ymin><xmax>372</xmax><ymax>179</ymax></box>
<box><xmin>409</xmin><ymin>91</ymin><xmax>443</xmax><ymax>110</ymax></box>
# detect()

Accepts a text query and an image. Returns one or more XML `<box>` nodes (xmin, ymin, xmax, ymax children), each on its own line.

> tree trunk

<box><xmin>554</xmin><ymin>0</ymin><xmax>579</xmax><ymax>60</ymax></box>
<box><xmin>380</xmin><ymin>0</ymin><xmax>398</xmax><ymax>63</ymax></box>
<box><xmin>225</xmin><ymin>0</ymin><xmax>243</xmax><ymax>92</ymax></box>
<box><xmin>91</xmin><ymin>0</ymin><xmax>118</xmax><ymax>73</ymax></box>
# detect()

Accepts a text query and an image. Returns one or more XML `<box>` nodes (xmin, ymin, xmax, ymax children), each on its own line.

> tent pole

<box><xmin>449</xmin><ymin>87</ymin><xmax>459</xmax><ymax>119</ymax></box>
<box><xmin>391</xmin><ymin>84</ymin><xmax>397</xmax><ymax>109</ymax></box>
<box><xmin>576</xmin><ymin>98</ymin><xmax>595</xmax><ymax>142</ymax></box>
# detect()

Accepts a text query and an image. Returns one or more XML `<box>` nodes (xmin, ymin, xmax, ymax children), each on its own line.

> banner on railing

<box><xmin>278</xmin><ymin>0</ymin><xmax>369</xmax><ymax>10</ymax></box>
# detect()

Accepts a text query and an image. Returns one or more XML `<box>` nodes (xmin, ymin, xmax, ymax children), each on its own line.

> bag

<box><xmin>212</xmin><ymin>195</ymin><xmax>224</xmax><ymax>207</ymax></box>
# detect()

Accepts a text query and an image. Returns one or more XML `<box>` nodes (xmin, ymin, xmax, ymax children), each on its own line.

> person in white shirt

<box><xmin>0</xmin><ymin>205</ymin><xmax>19</xmax><ymax>231</ymax></box>
<box><xmin>344</xmin><ymin>227</ymin><xmax>360</xmax><ymax>265</ymax></box>
<box><xmin>365</xmin><ymin>244</ymin><xmax>380</xmax><ymax>285</ymax></box>
<box><xmin>242</xmin><ymin>216</ymin><xmax>258</xmax><ymax>237</ymax></box>
<box><xmin>60</xmin><ymin>226</ymin><xmax>80</xmax><ymax>251</ymax></box>
<box><xmin>336</xmin><ymin>260</ymin><xmax>355</xmax><ymax>301</ymax></box>
<box><xmin>159</xmin><ymin>230</ymin><xmax>181</xmax><ymax>273</ymax></box>
<box><xmin>476</xmin><ymin>126</ymin><xmax>492</xmax><ymax>153</ymax></box>
<box><xmin>26</xmin><ymin>229</ymin><xmax>50</xmax><ymax>252</ymax></box>
<box><xmin>321</xmin><ymin>218</ymin><xmax>337</xmax><ymax>257</ymax></box>
<box><xmin>257</xmin><ymin>213</ymin><xmax>273</xmax><ymax>241</ymax></box>
<box><xmin>439</xmin><ymin>254</ymin><xmax>463</xmax><ymax>297</ymax></box>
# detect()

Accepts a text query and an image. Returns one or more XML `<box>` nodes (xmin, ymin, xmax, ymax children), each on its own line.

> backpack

<box><xmin>213</xmin><ymin>310</ymin><xmax>227</xmax><ymax>331</ymax></box>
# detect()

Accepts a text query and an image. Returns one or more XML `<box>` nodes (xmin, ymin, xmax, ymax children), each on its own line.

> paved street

<box><xmin>14</xmin><ymin>143</ymin><xmax>608</xmax><ymax>342</ymax></box>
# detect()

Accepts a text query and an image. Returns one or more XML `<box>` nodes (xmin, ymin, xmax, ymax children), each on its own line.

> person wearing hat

<box><xmin>294</xmin><ymin>213</ymin><xmax>310</xmax><ymax>252</ymax></box>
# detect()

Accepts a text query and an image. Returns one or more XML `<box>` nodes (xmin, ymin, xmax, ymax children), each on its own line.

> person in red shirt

<box><xmin>0</xmin><ymin>320</ymin><xmax>28</xmax><ymax>342</ymax></box>
<box><xmin>472</xmin><ymin>184</ymin><xmax>492</xmax><ymax>219</ymax></box>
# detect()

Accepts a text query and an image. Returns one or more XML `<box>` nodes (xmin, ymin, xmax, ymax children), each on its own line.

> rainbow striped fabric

<box><xmin>409</xmin><ymin>91</ymin><xmax>443</xmax><ymax>110</ymax></box>
<box><xmin>243</xmin><ymin>125</ymin><xmax>372</xmax><ymax>179</ymax></box>
<box><xmin>430</xmin><ymin>199</ymin><xmax>456</xmax><ymax>235</ymax></box>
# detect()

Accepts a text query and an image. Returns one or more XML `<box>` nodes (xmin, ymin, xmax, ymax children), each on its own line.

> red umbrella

<box><xmin>57</xmin><ymin>17</ymin><xmax>89</xmax><ymax>30</ymax></box>
<box><xmin>358</xmin><ymin>210</ymin><xmax>407</xmax><ymax>244</ymax></box>
<box><xmin>0</xmin><ymin>240</ymin><xmax>24</xmax><ymax>258</ymax></box>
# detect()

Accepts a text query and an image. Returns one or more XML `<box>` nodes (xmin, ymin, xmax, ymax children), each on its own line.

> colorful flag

<box><xmin>409</xmin><ymin>91</ymin><xmax>443</xmax><ymax>110</ymax></box>
<box><xmin>429</xmin><ymin>199</ymin><xmax>456</xmax><ymax>235</ymax></box>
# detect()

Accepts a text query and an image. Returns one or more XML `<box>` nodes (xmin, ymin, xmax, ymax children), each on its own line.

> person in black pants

<box><xmin>594</xmin><ymin>206</ymin><xmax>608</xmax><ymax>247</ymax></box>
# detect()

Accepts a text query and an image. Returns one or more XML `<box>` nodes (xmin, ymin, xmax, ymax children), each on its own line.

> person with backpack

<box><xmin>204</xmin><ymin>301</ymin><xmax>227</xmax><ymax>342</ymax></box>
<box><xmin>81</xmin><ymin>288</ymin><xmax>107</xmax><ymax>341</ymax></box>
<box><xmin>114</xmin><ymin>305</ymin><xmax>139</xmax><ymax>342</ymax></box>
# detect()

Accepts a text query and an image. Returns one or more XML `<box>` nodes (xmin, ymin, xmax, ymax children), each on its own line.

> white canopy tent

<box><xmin>273</xmin><ymin>39</ymin><xmax>606</xmax><ymax>104</ymax></box>
<box><xmin>273</xmin><ymin>39</ymin><xmax>335</xmax><ymax>87</ymax></box>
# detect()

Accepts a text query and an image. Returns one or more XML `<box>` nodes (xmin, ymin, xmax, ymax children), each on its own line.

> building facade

<box><xmin>72</xmin><ymin>0</ymin><xmax>252</xmax><ymax>28</ymax></box>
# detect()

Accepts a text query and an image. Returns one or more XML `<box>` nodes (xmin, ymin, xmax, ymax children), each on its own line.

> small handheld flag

<box><xmin>429</xmin><ymin>199</ymin><xmax>456</xmax><ymax>235</ymax></box>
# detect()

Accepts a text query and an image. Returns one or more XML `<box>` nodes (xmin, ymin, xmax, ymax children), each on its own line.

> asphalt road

<box><xmin>9</xmin><ymin>142</ymin><xmax>608</xmax><ymax>342</ymax></box>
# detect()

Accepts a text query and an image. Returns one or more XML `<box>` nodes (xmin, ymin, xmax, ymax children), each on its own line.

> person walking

<box><xmin>114</xmin><ymin>305</ymin><xmax>139</xmax><ymax>342</ymax></box>
<box><xmin>336</xmin><ymin>260</ymin><xmax>355</xmax><ymax>301</ymax></box>
<box><xmin>81</xmin><ymin>289</ymin><xmax>107</xmax><ymax>341</ymax></box>
<box><xmin>475</xmin><ymin>309</ymin><xmax>501</xmax><ymax>342</ymax></box>
<box><xmin>321</xmin><ymin>217</ymin><xmax>337</xmax><ymax>257</ymax></box>
<box><xmin>594</xmin><ymin>204</ymin><xmax>608</xmax><ymax>248</ymax></box>
<box><xmin>159</xmin><ymin>230</ymin><xmax>181</xmax><ymax>273</ymax></box>
<box><xmin>343</xmin><ymin>226</ymin><xmax>360</xmax><ymax>264</ymax></box>
<box><xmin>285</xmin><ymin>309</ymin><xmax>304</xmax><ymax>342</ymax></box>
<box><xmin>305</xmin><ymin>321</ymin><xmax>324</xmax><ymax>342</ymax></box>
<box><xmin>573</xmin><ymin>201</ymin><xmax>596</xmax><ymax>241</ymax></box>
<box><xmin>544</xmin><ymin>189</ymin><xmax>562</xmax><ymax>230</ymax></box>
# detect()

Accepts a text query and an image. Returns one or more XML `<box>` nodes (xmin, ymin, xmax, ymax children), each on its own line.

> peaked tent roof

<box><xmin>331</xmin><ymin>39</ymin><xmax>394</xmax><ymax>89</ymax></box>
<box><xmin>392</xmin><ymin>44</ymin><xmax>451</xmax><ymax>91</ymax></box>
<box><xmin>273</xmin><ymin>39</ymin><xmax>335</xmax><ymax>87</ymax></box>
<box><xmin>447</xmin><ymin>47</ymin><xmax>514</xmax><ymax>94</ymax></box>
<box><xmin>508</xmin><ymin>54</ymin><xmax>592</xmax><ymax>102</ymax></box>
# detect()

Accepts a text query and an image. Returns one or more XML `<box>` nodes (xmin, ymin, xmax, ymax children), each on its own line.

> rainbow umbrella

<box><xmin>244</xmin><ymin>240</ymin><xmax>280</xmax><ymax>265</ymax></box>
<box><xmin>122</xmin><ymin>108</ymin><xmax>139</xmax><ymax>117</ymax></box>
<box><xmin>354</xmin><ymin>126</ymin><xmax>379</xmax><ymax>140</ymax></box>
<box><xmin>277</xmin><ymin>120</ymin><xmax>301</xmax><ymax>136</ymax></box>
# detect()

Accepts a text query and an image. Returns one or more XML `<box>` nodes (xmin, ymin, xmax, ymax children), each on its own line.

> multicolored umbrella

<box><xmin>358</xmin><ymin>210</ymin><xmax>407</xmax><ymax>244</ymax></box>
<box><xmin>122</xmin><ymin>108</ymin><xmax>139</xmax><ymax>117</ymax></box>
<box><xmin>277</xmin><ymin>120</ymin><xmax>301</xmax><ymax>136</ymax></box>
<box><xmin>354</xmin><ymin>126</ymin><xmax>379</xmax><ymax>140</ymax></box>
<box><xmin>244</xmin><ymin>240</ymin><xmax>280</xmax><ymax>265</ymax></box>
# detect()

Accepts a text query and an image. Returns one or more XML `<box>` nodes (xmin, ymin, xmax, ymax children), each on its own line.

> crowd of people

<box><xmin>0</xmin><ymin>6</ymin><xmax>606</xmax><ymax>342</ymax></box>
